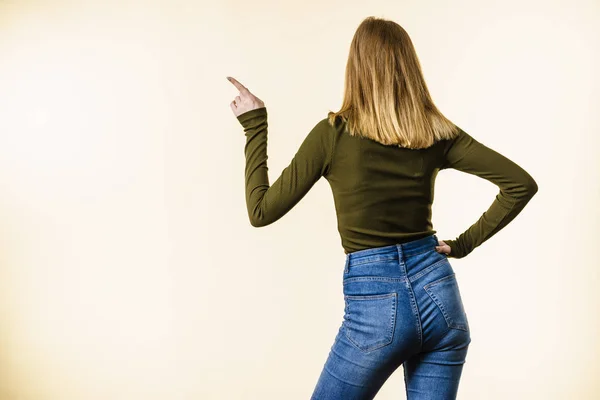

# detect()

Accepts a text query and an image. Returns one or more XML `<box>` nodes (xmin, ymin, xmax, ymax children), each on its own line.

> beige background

<box><xmin>0</xmin><ymin>0</ymin><xmax>598</xmax><ymax>399</ymax></box>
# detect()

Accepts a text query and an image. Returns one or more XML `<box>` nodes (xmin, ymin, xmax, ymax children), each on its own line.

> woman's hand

<box><xmin>435</xmin><ymin>240</ymin><xmax>451</xmax><ymax>255</ymax></box>
<box><xmin>227</xmin><ymin>76</ymin><xmax>265</xmax><ymax>117</ymax></box>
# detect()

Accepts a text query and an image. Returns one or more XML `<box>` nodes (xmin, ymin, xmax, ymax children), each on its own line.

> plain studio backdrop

<box><xmin>0</xmin><ymin>0</ymin><xmax>598</xmax><ymax>399</ymax></box>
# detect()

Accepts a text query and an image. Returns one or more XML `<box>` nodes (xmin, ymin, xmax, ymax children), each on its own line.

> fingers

<box><xmin>227</xmin><ymin>76</ymin><xmax>265</xmax><ymax>117</ymax></box>
<box><xmin>227</xmin><ymin>76</ymin><xmax>248</xmax><ymax>93</ymax></box>
<box><xmin>435</xmin><ymin>245</ymin><xmax>450</xmax><ymax>254</ymax></box>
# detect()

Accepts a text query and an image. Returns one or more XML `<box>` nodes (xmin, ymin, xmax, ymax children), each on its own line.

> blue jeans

<box><xmin>311</xmin><ymin>234</ymin><xmax>471</xmax><ymax>400</ymax></box>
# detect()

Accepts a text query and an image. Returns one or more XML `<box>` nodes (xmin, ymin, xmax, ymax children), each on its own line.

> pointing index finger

<box><xmin>227</xmin><ymin>76</ymin><xmax>248</xmax><ymax>92</ymax></box>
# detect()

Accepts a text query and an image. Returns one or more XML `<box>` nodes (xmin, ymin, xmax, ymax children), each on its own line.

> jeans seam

<box><xmin>403</xmin><ymin>248</ymin><xmax>433</xmax><ymax>258</ymax></box>
<box><xmin>323</xmin><ymin>364</ymin><xmax>367</xmax><ymax>388</ymax></box>
<box><xmin>346</xmin><ymin>255</ymin><xmax>397</xmax><ymax>268</ymax></box>
<box><xmin>408</xmin><ymin>257</ymin><xmax>448</xmax><ymax>283</ymax></box>
<box><xmin>398</xmin><ymin>249</ymin><xmax>423</xmax><ymax>350</ymax></box>
<box><xmin>423</xmin><ymin>272</ymin><xmax>456</xmax><ymax>290</ymax></box>
<box><xmin>343</xmin><ymin>276</ymin><xmax>405</xmax><ymax>285</ymax></box>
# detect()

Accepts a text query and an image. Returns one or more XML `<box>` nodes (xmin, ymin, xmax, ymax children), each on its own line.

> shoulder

<box><xmin>306</xmin><ymin>117</ymin><xmax>339</xmax><ymax>142</ymax></box>
<box><xmin>444</xmin><ymin>126</ymin><xmax>478</xmax><ymax>153</ymax></box>
<box><xmin>438</xmin><ymin>126</ymin><xmax>477</xmax><ymax>168</ymax></box>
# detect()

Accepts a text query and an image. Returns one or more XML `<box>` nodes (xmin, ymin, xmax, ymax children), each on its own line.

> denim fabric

<box><xmin>310</xmin><ymin>234</ymin><xmax>471</xmax><ymax>400</ymax></box>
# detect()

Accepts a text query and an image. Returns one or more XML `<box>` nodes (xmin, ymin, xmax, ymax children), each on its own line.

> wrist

<box><xmin>444</xmin><ymin>239</ymin><xmax>465</xmax><ymax>259</ymax></box>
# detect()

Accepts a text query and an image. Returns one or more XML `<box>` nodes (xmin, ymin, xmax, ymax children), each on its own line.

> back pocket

<box><xmin>423</xmin><ymin>273</ymin><xmax>469</xmax><ymax>332</ymax></box>
<box><xmin>343</xmin><ymin>292</ymin><xmax>397</xmax><ymax>352</ymax></box>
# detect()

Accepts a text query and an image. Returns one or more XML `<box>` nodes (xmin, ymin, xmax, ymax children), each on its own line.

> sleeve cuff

<box><xmin>444</xmin><ymin>239</ymin><xmax>466</xmax><ymax>259</ymax></box>
<box><xmin>236</xmin><ymin>107</ymin><xmax>267</xmax><ymax>124</ymax></box>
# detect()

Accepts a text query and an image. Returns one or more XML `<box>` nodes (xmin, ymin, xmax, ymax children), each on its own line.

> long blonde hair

<box><xmin>328</xmin><ymin>16</ymin><xmax>460</xmax><ymax>149</ymax></box>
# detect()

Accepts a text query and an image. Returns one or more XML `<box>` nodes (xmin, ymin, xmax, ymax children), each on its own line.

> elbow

<box><xmin>249</xmin><ymin>217</ymin><xmax>267</xmax><ymax>228</ymax></box>
<box><xmin>247</xmin><ymin>201</ymin><xmax>278</xmax><ymax>227</ymax></box>
<box><xmin>525</xmin><ymin>176</ymin><xmax>538</xmax><ymax>198</ymax></box>
<box><xmin>248</xmin><ymin>211</ymin><xmax>271</xmax><ymax>228</ymax></box>
<box><xmin>507</xmin><ymin>175</ymin><xmax>538</xmax><ymax>203</ymax></box>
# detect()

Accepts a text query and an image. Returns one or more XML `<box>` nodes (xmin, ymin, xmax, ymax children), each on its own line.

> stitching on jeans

<box><xmin>423</xmin><ymin>272</ymin><xmax>456</xmax><ymax>290</ymax></box>
<box><xmin>404</xmin><ymin>276</ymin><xmax>423</xmax><ymax>350</ymax></box>
<box><xmin>343</xmin><ymin>276</ymin><xmax>405</xmax><ymax>285</ymax></box>
<box><xmin>423</xmin><ymin>274</ymin><xmax>469</xmax><ymax>332</ymax></box>
<box><xmin>345</xmin><ymin>245</ymin><xmax>438</xmax><ymax>270</ymax></box>
<box><xmin>403</xmin><ymin>248</ymin><xmax>433</xmax><ymax>258</ymax></box>
<box><xmin>344</xmin><ymin>292</ymin><xmax>397</xmax><ymax>300</ymax></box>
<box><xmin>408</xmin><ymin>257</ymin><xmax>449</xmax><ymax>283</ymax></box>
<box><xmin>425</xmin><ymin>288</ymin><xmax>469</xmax><ymax>332</ymax></box>
<box><xmin>347</xmin><ymin>255</ymin><xmax>397</xmax><ymax>267</ymax></box>
<box><xmin>343</xmin><ymin>293</ymin><xmax>396</xmax><ymax>352</ymax></box>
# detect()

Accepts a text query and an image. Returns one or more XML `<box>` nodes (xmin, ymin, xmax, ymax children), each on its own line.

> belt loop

<box><xmin>344</xmin><ymin>255</ymin><xmax>349</xmax><ymax>273</ymax></box>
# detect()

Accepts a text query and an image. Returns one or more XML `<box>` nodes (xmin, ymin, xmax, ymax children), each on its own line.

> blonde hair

<box><xmin>328</xmin><ymin>16</ymin><xmax>460</xmax><ymax>149</ymax></box>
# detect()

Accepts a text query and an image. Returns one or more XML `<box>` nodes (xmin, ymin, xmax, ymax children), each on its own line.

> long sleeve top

<box><xmin>237</xmin><ymin>106</ymin><xmax>538</xmax><ymax>258</ymax></box>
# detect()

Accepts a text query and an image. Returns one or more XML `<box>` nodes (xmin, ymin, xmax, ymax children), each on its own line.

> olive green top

<box><xmin>237</xmin><ymin>106</ymin><xmax>538</xmax><ymax>258</ymax></box>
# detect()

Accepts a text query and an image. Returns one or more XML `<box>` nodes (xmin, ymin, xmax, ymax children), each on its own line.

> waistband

<box><xmin>344</xmin><ymin>234</ymin><xmax>440</xmax><ymax>271</ymax></box>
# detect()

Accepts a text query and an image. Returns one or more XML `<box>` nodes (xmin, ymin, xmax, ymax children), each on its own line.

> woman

<box><xmin>228</xmin><ymin>16</ymin><xmax>538</xmax><ymax>400</ymax></box>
